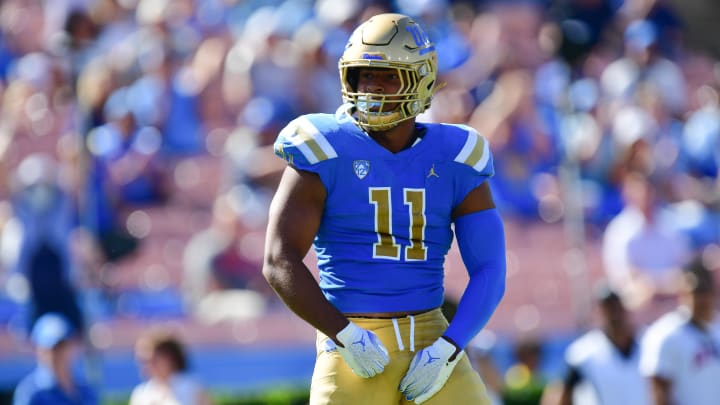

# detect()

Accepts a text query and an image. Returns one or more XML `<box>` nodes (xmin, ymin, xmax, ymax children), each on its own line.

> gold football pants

<box><xmin>310</xmin><ymin>308</ymin><xmax>490</xmax><ymax>404</ymax></box>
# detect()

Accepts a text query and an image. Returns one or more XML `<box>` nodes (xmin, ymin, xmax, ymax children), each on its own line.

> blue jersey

<box><xmin>274</xmin><ymin>109</ymin><xmax>494</xmax><ymax>313</ymax></box>
<box><xmin>13</xmin><ymin>366</ymin><xmax>98</xmax><ymax>405</ymax></box>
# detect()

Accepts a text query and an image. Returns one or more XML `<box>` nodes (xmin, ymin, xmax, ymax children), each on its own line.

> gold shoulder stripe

<box><xmin>284</xmin><ymin>117</ymin><xmax>338</xmax><ymax>164</ymax></box>
<box><xmin>453</xmin><ymin>126</ymin><xmax>490</xmax><ymax>172</ymax></box>
<box><xmin>296</xmin><ymin>125</ymin><xmax>329</xmax><ymax>163</ymax></box>
<box><xmin>463</xmin><ymin>134</ymin><xmax>485</xmax><ymax>168</ymax></box>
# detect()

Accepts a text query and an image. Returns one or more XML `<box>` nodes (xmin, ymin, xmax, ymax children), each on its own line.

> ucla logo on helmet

<box><xmin>353</xmin><ymin>160</ymin><xmax>370</xmax><ymax>179</ymax></box>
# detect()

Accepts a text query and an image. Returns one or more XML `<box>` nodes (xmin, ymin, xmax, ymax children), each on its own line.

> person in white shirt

<box><xmin>558</xmin><ymin>284</ymin><xmax>651</xmax><ymax>405</ymax></box>
<box><xmin>130</xmin><ymin>330</ymin><xmax>213</xmax><ymax>405</ymax></box>
<box><xmin>640</xmin><ymin>256</ymin><xmax>720</xmax><ymax>405</ymax></box>
<box><xmin>602</xmin><ymin>172</ymin><xmax>691</xmax><ymax>311</ymax></box>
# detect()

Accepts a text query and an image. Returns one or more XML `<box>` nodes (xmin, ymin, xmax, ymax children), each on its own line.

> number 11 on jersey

<box><xmin>369</xmin><ymin>187</ymin><xmax>427</xmax><ymax>261</ymax></box>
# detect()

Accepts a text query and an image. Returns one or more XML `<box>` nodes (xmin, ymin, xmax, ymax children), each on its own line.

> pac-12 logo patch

<box><xmin>353</xmin><ymin>160</ymin><xmax>370</xmax><ymax>179</ymax></box>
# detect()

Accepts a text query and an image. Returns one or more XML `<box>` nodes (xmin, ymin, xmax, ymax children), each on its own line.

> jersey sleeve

<box><xmin>450</xmin><ymin>124</ymin><xmax>495</xmax><ymax>205</ymax></box>
<box><xmin>640</xmin><ymin>324</ymin><xmax>679</xmax><ymax>380</ymax></box>
<box><xmin>273</xmin><ymin>115</ymin><xmax>338</xmax><ymax>177</ymax></box>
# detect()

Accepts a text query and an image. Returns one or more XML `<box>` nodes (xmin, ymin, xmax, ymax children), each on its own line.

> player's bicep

<box><xmin>265</xmin><ymin>166</ymin><xmax>326</xmax><ymax>263</ymax></box>
<box><xmin>451</xmin><ymin>181</ymin><xmax>495</xmax><ymax>219</ymax></box>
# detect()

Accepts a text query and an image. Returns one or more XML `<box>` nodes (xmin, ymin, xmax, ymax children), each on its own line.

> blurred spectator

<box><xmin>602</xmin><ymin>171</ymin><xmax>692</xmax><ymax>310</ymax></box>
<box><xmin>470</xmin><ymin>70</ymin><xmax>558</xmax><ymax>219</ymax></box>
<box><xmin>468</xmin><ymin>336</ymin><xmax>506</xmax><ymax>405</ymax></box>
<box><xmin>639</xmin><ymin>255</ymin><xmax>720</xmax><ymax>405</ymax></box>
<box><xmin>600</xmin><ymin>19</ymin><xmax>687</xmax><ymax>116</ymax></box>
<box><xmin>75</xmin><ymin>58</ymin><xmax>118</xmax><ymax>136</ymax></box>
<box><xmin>556</xmin><ymin>283</ymin><xmax>651</xmax><ymax>405</ymax></box>
<box><xmin>0</xmin><ymin>154</ymin><xmax>87</xmax><ymax>333</ymax></box>
<box><xmin>502</xmin><ymin>337</ymin><xmax>547</xmax><ymax>405</ymax></box>
<box><xmin>219</xmin><ymin>124</ymin><xmax>286</xmax><ymax>224</ymax></box>
<box><xmin>130</xmin><ymin>329</ymin><xmax>213</xmax><ymax>405</ymax></box>
<box><xmin>56</xmin><ymin>7</ymin><xmax>100</xmax><ymax>86</ymax></box>
<box><xmin>87</xmin><ymin>86</ymin><xmax>168</xmax><ymax>206</ymax></box>
<box><xmin>182</xmin><ymin>192</ymin><xmax>269</xmax><ymax>323</ymax></box>
<box><xmin>397</xmin><ymin>0</ymin><xmax>473</xmax><ymax>73</ymax></box>
<box><xmin>548</xmin><ymin>0</ymin><xmax>619</xmax><ymax>64</ymax></box>
<box><xmin>133</xmin><ymin>34</ymin><xmax>207</xmax><ymax>157</ymax></box>
<box><xmin>83</xmin><ymin>87</ymin><xmax>170</xmax><ymax>262</ymax></box>
<box><xmin>681</xmin><ymin>87</ymin><xmax>720</xmax><ymax>178</ymax></box>
<box><xmin>13</xmin><ymin>312</ymin><xmax>98</xmax><ymax>405</ymax></box>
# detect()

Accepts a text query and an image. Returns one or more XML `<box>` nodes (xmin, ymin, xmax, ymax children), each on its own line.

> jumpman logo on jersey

<box><xmin>424</xmin><ymin>351</ymin><xmax>440</xmax><ymax>365</ymax></box>
<box><xmin>427</xmin><ymin>164</ymin><xmax>439</xmax><ymax>178</ymax></box>
<box><xmin>352</xmin><ymin>335</ymin><xmax>367</xmax><ymax>352</ymax></box>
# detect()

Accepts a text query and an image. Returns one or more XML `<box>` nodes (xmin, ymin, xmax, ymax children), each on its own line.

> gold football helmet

<box><xmin>339</xmin><ymin>13</ymin><xmax>438</xmax><ymax>131</ymax></box>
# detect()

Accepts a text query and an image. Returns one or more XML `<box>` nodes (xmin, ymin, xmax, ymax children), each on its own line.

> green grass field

<box><xmin>102</xmin><ymin>387</ymin><xmax>310</xmax><ymax>405</ymax></box>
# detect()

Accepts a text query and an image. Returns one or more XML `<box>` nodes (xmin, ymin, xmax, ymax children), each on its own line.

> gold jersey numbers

<box><xmin>369</xmin><ymin>187</ymin><xmax>427</xmax><ymax>261</ymax></box>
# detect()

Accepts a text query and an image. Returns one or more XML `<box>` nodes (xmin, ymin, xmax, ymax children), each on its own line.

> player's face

<box><xmin>691</xmin><ymin>289</ymin><xmax>716</xmax><ymax>323</ymax></box>
<box><xmin>46</xmin><ymin>339</ymin><xmax>78</xmax><ymax>369</ymax></box>
<box><xmin>599</xmin><ymin>297</ymin><xmax>628</xmax><ymax>329</ymax></box>
<box><xmin>356</xmin><ymin>67</ymin><xmax>403</xmax><ymax>111</ymax></box>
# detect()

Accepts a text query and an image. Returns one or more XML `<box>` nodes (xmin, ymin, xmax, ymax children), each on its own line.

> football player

<box><xmin>639</xmin><ymin>257</ymin><xmax>720</xmax><ymax>405</ymax></box>
<box><xmin>263</xmin><ymin>13</ymin><xmax>506</xmax><ymax>404</ymax></box>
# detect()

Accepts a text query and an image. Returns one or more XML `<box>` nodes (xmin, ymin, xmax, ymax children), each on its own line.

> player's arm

<box><xmin>649</xmin><ymin>376</ymin><xmax>672</xmax><ymax>405</ymax></box>
<box><xmin>263</xmin><ymin>165</ymin><xmax>389</xmax><ymax>378</ymax></box>
<box><xmin>263</xmin><ymin>165</ymin><xmax>347</xmax><ymax>338</ymax></box>
<box><xmin>442</xmin><ymin>181</ymin><xmax>506</xmax><ymax>349</ymax></box>
<box><xmin>557</xmin><ymin>365</ymin><xmax>583</xmax><ymax>405</ymax></box>
<box><xmin>640</xmin><ymin>322</ymin><xmax>676</xmax><ymax>405</ymax></box>
<box><xmin>400</xmin><ymin>181</ymin><xmax>506</xmax><ymax>403</ymax></box>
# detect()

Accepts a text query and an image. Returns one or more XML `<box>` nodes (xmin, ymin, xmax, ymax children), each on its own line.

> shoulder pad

<box><xmin>274</xmin><ymin>115</ymin><xmax>338</xmax><ymax>167</ymax></box>
<box><xmin>565</xmin><ymin>330</ymin><xmax>602</xmax><ymax>365</ymax></box>
<box><xmin>451</xmin><ymin>124</ymin><xmax>492</xmax><ymax>174</ymax></box>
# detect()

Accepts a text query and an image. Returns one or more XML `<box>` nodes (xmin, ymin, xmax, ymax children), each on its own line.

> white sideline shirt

<box><xmin>129</xmin><ymin>373</ymin><xmax>204</xmax><ymax>405</ymax></box>
<box><xmin>640</xmin><ymin>309</ymin><xmax>720</xmax><ymax>405</ymax></box>
<box><xmin>566</xmin><ymin>329</ymin><xmax>651</xmax><ymax>405</ymax></box>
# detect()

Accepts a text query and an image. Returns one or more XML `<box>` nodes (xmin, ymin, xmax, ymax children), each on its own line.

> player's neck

<box><xmin>605</xmin><ymin>326</ymin><xmax>634</xmax><ymax>353</ymax></box>
<box><xmin>367</xmin><ymin>120</ymin><xmax>418</xmax><ymax>153</ymax></box>
<box><xmin>688</xmin><ymin>315</ymin><xmax>711</xmax><ymax>331</ymax></box>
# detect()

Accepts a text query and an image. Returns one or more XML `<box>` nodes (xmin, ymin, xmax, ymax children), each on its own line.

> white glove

<box><xmin>332</xmin><ymin>321</ymin><xmax>389</xmax><ymax>378</ymax></box>
<box><xmin>399</xmin><ymin>337</ymin><xmax>463</xmax><ymax>404</ymax></box>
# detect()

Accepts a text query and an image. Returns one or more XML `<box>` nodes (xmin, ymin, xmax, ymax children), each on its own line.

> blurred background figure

<box><xmin>502</xmin><ymin>337</ymin><xmax>547</xmax><ymax>405</ymax></box>
<box><xmin>0</xmin><ymin>154</ymin><xmax>88</xmax><ymax>334</ymax></box>
<box><xmin>181</xmin><ymin>191</ymin><xmax>270</xmax><ymax>323</ymax></box>
<box><xmin>602</xmin><ymin>171</ymin><xmax>692</xmax><ymax>311</ymax></box>
<box><xmin>554</xmin><ymin>283</ymin><xmax>650</xmax><ymax>405</ymax></box>
<box><xmin>13</xmin><ymin>312</ymin><xmax>97</xmax><ymax>405</ymax></box>
<box><xmin>86</xmin><ymin>86</ymin><xmax>169</xmax><ymax>208</ymax></box>
<box><xmin>468</xmin><ymin>334</ymin><xmax>506</xmax><ymax>405</ymax></box>
<box><xmin>600</xmin><ymin>19</ymin><xmax>687</xmax><ymax>116</ymax></box>
<box><xmin>639</xmin><ymin>255</ymin><xmax>720</xmax><ymax>405</ymax></box>
<box><xmin>130</xmin><ymin>329</ymin><xmax>212</xmax><ymax>405</ymax></box>
<box><xmin>218</xmin><ymin>123</ymin><xmax>287</xmax><ymax>228</ymax></box>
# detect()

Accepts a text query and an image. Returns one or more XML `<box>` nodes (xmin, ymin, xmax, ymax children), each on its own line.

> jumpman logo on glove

<box><xmin>400</xmin><ymin>337</ymin><xmax>463</xmax><ymax>403</ymax></box>
<box><xmin>424</xmin><ymin>352</ymin><xmax>440</xmax><ymax>365</ymax></box>
<box><xmin>352</xmin><ymin>335</ymin><xmax>367</xmax><ymax>351</ymax></box>
<box><xmin>334</xmin><ymin>322</ymin><xmax>389</xmax><ymax>378</ymax></box>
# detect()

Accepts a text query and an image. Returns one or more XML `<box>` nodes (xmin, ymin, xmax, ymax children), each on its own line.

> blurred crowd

<box><xmin>0</xmin><ymin>0</ymin><xmax>719</xmax><ymax>402</ymax></box>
